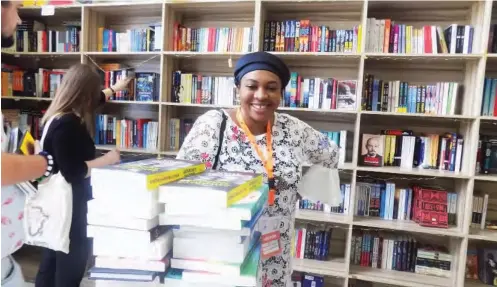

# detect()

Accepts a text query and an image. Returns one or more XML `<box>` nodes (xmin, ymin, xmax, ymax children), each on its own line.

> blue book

<box><xmin>88</xmin><ymin>267</ymin><xmax>159</xmax><ymax>282</ymax></box>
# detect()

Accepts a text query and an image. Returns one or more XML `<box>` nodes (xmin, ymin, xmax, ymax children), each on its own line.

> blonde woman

<box><xmin>34</xmin><ymin>64</ymin><xmax>130</xmax><ymax>287</ymax></box>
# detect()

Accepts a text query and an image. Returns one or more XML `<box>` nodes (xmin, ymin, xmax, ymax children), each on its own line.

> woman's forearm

<box><xmin>1</xmin><ymin>153</ymin><xmax>46</xmax><ymax>186</ymax></box>
<box><xmin>84</xmin><ymin>154</ymin><xmax>110</xmax><ymax>178</ymax></box>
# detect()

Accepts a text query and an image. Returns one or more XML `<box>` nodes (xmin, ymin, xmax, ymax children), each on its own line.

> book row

<box><xmin>11</xmin><ymin>20</ymin><xmax>80</xmax><ymax>53</ymax></box>
<box><xmin>481</xmin><ymin>77</ymin><xmax>497</xmax><ymax>117</ymax></box>
<box><xmin>1</xmin><ymin>64</ymin><xmax>160</xmax><ymax>102</ymax></box>
<box><xmin>173</xmin><ymin>24</ymin><xmax>254</xmax><ymax>53</ymax></box>
<box><xmin>293</xmin><ymin>226</ymin><xmax>333</xmax><ymax>261</ymax></box>
<box><xmin>1</xmin><ymin>65</ymin><xmax>65</xmax><ymax>99</ymax></box>
<box><xmin>95</xmin><ymin>114</ymin><xmax>159</xmax><ymax>151</ymax></box>
<box><xmin>363</xmin><ymin>74</ymin><xmax>460</xmax><ymax>116</ymax></box>
<box><xmin>171</xmin><ymin>72</ymin><xmax>237</xmax><ymax>106</ymax></box>
<box><xmin>351</xmin><ymin>232</ymin><xmax>452</xmax><ymax>278</ymax></box>
<box><xmin>262</xmin><ymin>20</ymin><xmax>361</xmax><ymax>53</ymax></box>
<box><xmin>366</xmin><ymin>19</ymin><xmax>473</xmax><ymax>55</ymax></box>
<box><xmin>355</xmin><ymin>183</ymin><xmax>458</xmax><ymax>228</ymax></box>
<box><xmin>96</xmin><ymin>25</ymin><xmax>162</xmax><ymax>53</ymax></box>
<box><xmin>470</xmin><ymin>193</ymin><xmax>496</xmax><ymax>232</ymax></box>
<box><xmin>360</xmin><ymin>132</ymin><xmax>464</xmax><ymax>173</ymax></box>
<box><xmin>171</xmin><ymin>71</ymin><xmax>358</xmax><ymax>112</ymax></box>
<box><xmin>466</xmin><ymin>247</ymin><xmax>497</xmax><ymax>285</ymax></box>
<box><xmin>476</xmin><ymin>135</ymin><xmax>497</xmax><ymax>175</ymax></box>
<box><xmin>297</xmin><ymin>183</ymin><xmax>351</xmax><ymax>215</ymax></box>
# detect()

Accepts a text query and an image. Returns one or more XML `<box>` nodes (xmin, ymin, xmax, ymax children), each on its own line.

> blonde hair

<box><xmin>42</xmin><ymin>64</ymin><xmax>102</xmax><ymax>136</ymax></box>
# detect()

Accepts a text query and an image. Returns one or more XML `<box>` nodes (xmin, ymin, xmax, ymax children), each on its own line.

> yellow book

<box><xmin>18</xmin><ymin>131</ymin><xmax>35</xmax><ymax>155</ymax></box>
<box><xmin>22</xmin><ymin>0</ymin><xmax>36</xmax><ymax>7</ymax></box>
<box><xmin>97</xmin><ymin>27</ymin><xmax>104</xmax><ymax>52</ymax></box>
<box><xmin>92</xmin><ymin>158</ymin><xmax>206</xmax><ymax>190</ymax></box>
<box><xmin>162</xmin><ymin>170</ymin><xmax>263</xmax><ymax>207</ymax></box>
<box><xmin>389</xmin><ymin>136</ymin><xmax>396</xmax><ymax>165</ymax></box>
<box><xmin>406</xmin><ymin>26</ymin><xmax>412</xmax><ymax>54</ymax></box>
<box><xmin>357</xmin><ymin>25</ymin><xmax>362</xmax><ymax>53</ymax></box>
<box><xmin>384</xmin><ymin>135</ymin><xmax>391</xmax><ymax>166</ymax></box>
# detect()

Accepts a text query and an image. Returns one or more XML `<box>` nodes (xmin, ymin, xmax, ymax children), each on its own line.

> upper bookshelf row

<box><xmin>7</xmin><ymin>0</ymin><xmax>497</xmax><ymax>55</ymax></box>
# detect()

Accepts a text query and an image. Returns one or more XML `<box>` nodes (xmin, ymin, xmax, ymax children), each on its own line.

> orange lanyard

<box><xmin>236</xmin><ymin>108</ymin><xmax>275</xmax><ymax>206</ymax></box>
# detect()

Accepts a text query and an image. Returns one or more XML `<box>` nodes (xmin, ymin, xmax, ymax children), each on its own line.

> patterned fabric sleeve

<box><xmin>176</xmin><ymin>110</ymin><xmax>224</xmax><ymax>169</ymax></box>
<box><xmin>300</xmin><ymin>120</ymin><xmax>339</xmax><ymax>169</ymax></box>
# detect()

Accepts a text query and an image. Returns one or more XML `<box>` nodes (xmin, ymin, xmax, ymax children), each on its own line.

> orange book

<box><xmin>383</xmin><ymin>19</ymin><xmax>391</xmax><ymax>53</ymax></box>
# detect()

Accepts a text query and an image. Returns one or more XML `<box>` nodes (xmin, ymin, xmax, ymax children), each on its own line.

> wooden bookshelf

<box><xmin>3</xmin><ymin>1</ymin><xmax>497</xmax><ymax>287</ymax></box>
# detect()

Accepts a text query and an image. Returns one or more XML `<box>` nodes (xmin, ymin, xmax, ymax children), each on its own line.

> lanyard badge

<box><xmin>236</xmin><ymin>109</ymin><xmax>276</xmax><ymax>206</ymax></box>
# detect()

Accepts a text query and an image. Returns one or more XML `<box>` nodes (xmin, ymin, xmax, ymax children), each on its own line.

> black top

<box><xmin>42</xmin><ymin>92</ymin><xmax>106</xmax><ymax>200</ymax></box>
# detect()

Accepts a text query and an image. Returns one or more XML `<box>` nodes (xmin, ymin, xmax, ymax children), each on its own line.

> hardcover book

<box><xmin>478</xmin><ymin>248</ymin><xmax>497</xmax><ymax>286</ymax></box>
<box><xmin>360</xmin><ymin>134</ymin><xmax>385</xmax><ymax>167</ymax></box>
<box><xmin>413</xmin><ymin>186</ymin><xmax>449</xmax><ymax>228</ymax></box>
<box><xmin>159</xmin><ymin>170</ymin><xmax>263</xmax><ymax>208</ymax></box>
<box><xmin>91</xmin><ymin>158</ymin><xmax>205</xmax><ymax>190</ymax></box>
<box><xmin>163</xmin><ymin>185</ymin><xmax>268</xmax><ymax>221</ymax></box>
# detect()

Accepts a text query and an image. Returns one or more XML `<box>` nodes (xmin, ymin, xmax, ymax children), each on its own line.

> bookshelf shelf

<box><xmin>293</xmin><ymin>258</ymin><xmax>347</xmax><ymax>278</ymax></box>
<box><xmin>479</xmin><ymin>115</ymin><xmax>497</xmax><ymax>122</ymax></box>
<box><xmin>349</xmin><ymin>266</ymin><xmax>452</xmax><ymax>287</ymax></box>
<box><xmin>3</xmin><ymin>1</ymin><xmax>497</xmax><ymax>286</ymax></box>
<box><xmin>2</xmin><ymin>52</ymin><xmax>81</xmax><ymax>57</ymax></box>
<box><xmin>468</xmin><ymin>228</ymin><xmax>497</xmax><ymax>243</ymax></box>
<box><xmin>352</xmin><ymin>217</ymin><xmax>464</xmax><ymax>238</ymax></box>
<box><xmin>1</xmin><ymin>97</ymin><xmax>52</xmax><ymax>102</ymax></box>
<box><xmin>364</xmin><ymin>53</ymin><xmax>484</xmax><ymax>60</ymax></box>
<box><xmin>356</xmin><ymin>166</ymin><xmax>470</xmax><ymax>179</ymax></box>
<box><xmin>269</xmin><ymin>52</ymin><xmax>362</xmax><ymax>59</ymax></box>
<box><xmin>465</xmin><ymin>278</ymin><xmax>489</xmax><ymax>287</ymax></box>
<box><xmin>95</xmin><ymin>145</ymin><xmax>160</xmax><ymax>154</ymax></box>
<box><xmin>84</xmin><ymin>52</ymin><xmax>162</xmax><ymax>56</ymax></box>
<box><xmin>474</xmin><ymin>175</ymin><xmax>497</xmax><ymax>182</ymax></box>
<box><xmin>295</xmin><ymin>209</ymin><xmax>350</xmax><ymax>225</ymax></box>
<box><xmin>105</xmin><ymin>100</ymin><xmax>161</xmax><ymax>105</ymax></box>
<box><xmin>360</xmin><ymin>111</ymin><xmax>477</xmax><ymax>121</ymax></box>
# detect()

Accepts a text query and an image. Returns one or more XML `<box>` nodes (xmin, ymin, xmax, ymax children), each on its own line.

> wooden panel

<box><xmin>368</xmin><ymin>1</ymin><xmax>477</xmax><ymax>24</ymax></box>
<box><xmin>168</xmin><ymin>1</ymin><xmax>255</xmax><ymax>28</ymax></box>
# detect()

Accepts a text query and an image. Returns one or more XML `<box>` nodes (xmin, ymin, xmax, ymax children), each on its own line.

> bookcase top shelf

<box><xmin>3</xmin><ymin>1</ymin><xmax>497</xmax><ymax>287</ymax></box>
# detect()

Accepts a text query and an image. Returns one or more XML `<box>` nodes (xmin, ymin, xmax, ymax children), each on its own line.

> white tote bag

<box><xmin>23</xmin><ymin>114</ymin><xmax>73</xmax><ymax>254</ymax></box>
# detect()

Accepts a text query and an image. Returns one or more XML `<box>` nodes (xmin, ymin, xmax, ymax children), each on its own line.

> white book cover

<box><xmin>91</xmin><ymin>185</ymin><xmax>159</xmax><ymax>208</ymax></box>
<box><xmin>171</xmin><ymin>258</ymin><xmax>242</xmax><ymax>276</ymax></box>
<box><xmin>95</xmin><ymin>254</ymin><xmax>170</xmax><ymax>272</ymax></box>
<box><xmin>173</xmin><ymin>233</ymin><xmax>259</xmax><ymax>264</ymax></box>
<box><xmin>92</xmin><ymin>229</ymin><xmax>173</xmax><ymax>261</ymax></box>
<box><xmin>163</xmin><ymin>186</ymin><xmax>266</xmax><ymax>221</ymax></box>
<box><xmin>87</xmin><ymin>213</ymin><xmax>158</xmax><ymax>231</ymax></box>
<box><xmin>87</xmin><ymin>198</ymin><xmax>164</xmax><ymax>220</ymax></box>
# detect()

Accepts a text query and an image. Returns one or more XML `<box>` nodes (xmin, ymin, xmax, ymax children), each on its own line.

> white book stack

<box><xmin>86</xmin><ymin>158</ymin><xmax>205</xmax><ymax>286</ymax></box>
<box><xmin>157</xmin><ymin>170</ymin><xmax>266</xmax><ymax>286</ymax></box>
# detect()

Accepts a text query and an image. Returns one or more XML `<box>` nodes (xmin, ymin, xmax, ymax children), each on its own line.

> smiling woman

<box><xmin>175</xmin><ymin>51</ymin><xmax>340</xmax><ymax>286</ymax></box>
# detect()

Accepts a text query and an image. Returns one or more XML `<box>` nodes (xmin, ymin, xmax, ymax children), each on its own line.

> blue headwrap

<box><xmin>234</xmin><ymin>52</ymin><xmax>290</xmax><ymax>88</ymax></box>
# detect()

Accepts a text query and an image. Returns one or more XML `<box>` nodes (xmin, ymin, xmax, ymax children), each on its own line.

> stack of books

<box><xmin>86</xmin><ymin>157</ymin><xmax>205</xmax><ymax>286</ymax></box>
<box><xmin>158</xmin><ymin>170</ymin><xmax>267</xmax><ymax>286</ymax></box>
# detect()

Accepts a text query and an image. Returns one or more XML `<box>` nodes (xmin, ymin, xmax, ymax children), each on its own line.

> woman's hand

<box><xmin>104</xmin><ymin>149</ymin><xmax>121</xmax><ymax>165</ymax></box>
<box><xmin>111</xmin><ymin>76</ymin><xmax>134</xmax><ymax>92</ymax></box>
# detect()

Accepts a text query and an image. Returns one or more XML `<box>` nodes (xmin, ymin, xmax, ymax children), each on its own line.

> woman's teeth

<box><xmin>252</xmin><ymin>104</ymin><xmax>268</xmax><ymax>109</ymax></box>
